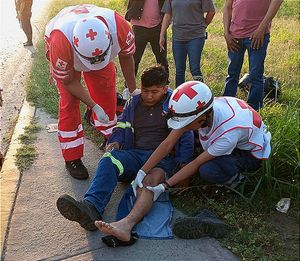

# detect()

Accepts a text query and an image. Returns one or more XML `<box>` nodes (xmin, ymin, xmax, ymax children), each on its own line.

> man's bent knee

<box><xmin>143</xmin><ymin>168</ymin><xmax>165</xmax><ymax>187</ymax></box>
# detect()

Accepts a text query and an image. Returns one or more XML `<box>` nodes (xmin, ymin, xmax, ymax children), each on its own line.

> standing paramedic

<box><xmin>44</xmin><ymin>4</ymin><xmax>138</xmax><ymax>180</ymax></box>
<box><xmin>223</xmin><ymin>0</ymin><xmax>283</xmax><ymax>110</ymax></box>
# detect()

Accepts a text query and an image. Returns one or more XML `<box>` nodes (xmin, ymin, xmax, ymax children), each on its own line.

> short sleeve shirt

<box><xmin>230</xmin><ymin>0</ymin><xmax>271</xmax><ymax>38</ymax></box>
<box><xmin>162</xmin><ymin>0</ymin><xmax>215</xmax><ymax>41</ymax></box>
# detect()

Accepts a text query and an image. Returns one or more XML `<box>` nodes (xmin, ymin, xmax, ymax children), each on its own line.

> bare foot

<box><xmin>95</xmin><ymin>220</ymin><xmax>132</xmax><ymax>241</ymax></box>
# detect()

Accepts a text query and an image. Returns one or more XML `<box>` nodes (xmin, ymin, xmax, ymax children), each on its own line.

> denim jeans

<box><xmin>223</xmin><ymin>34</ymin><xmax>270</xmax><ymax>110</ymax></box>
<box><xmin>198</xmin><ymin>149</ymin><xmax>261</xmax><ymax>185</ymax></box>
<box><xmin>172</xmin><ymin>36</ymin><xmax>205</xmax><ymax>87</ymax></box>
<box><xmin>133</xmin><ymin>24</ymin><xmax>169</xmax><ymax>77</ymax></box>
<box><xmin>84</xmin><ymin>149</ymin><xmax>176</xmax><ymax>214</ymax></box>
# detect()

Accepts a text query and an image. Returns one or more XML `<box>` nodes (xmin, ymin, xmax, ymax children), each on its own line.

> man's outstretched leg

<box><xmin>95</xmin><ymin>168</ymin><xmax>165</xmax><ymax>241</ymax></box>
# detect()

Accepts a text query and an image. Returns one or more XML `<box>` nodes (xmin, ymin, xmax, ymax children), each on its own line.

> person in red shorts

<box><xmin>44</xmin><ymin>4</ymin><xmax>138</xmax><ymax>180</ymax></box>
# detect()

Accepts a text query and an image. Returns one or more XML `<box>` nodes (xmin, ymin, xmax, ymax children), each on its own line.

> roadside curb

<box><xmin>0</xmin><ymin>100</ymin><xmax>35</xmax><ymax>257</ymax></box>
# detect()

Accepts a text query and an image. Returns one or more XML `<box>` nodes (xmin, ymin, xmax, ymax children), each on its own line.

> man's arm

<box><xmin>205</xmin><ymin>11</ymin><xmax>215</xmax><ymax>26</ymax></box>
<box><xmin>159</xmin><ymin>13</ymin><xmax>172</xmax><ymax>51</ymax></box>
<box><xmin>64</xmin><ymin>79</ymin><xmax>109</xmax><ymax>122</ymax></box>
<box><xmin>118</xmin><ymin>54</ymin><xmax>137</xmax><ymax>94</ymax></box>
<box><xmin>147</xmin><ymin>150</ymin><xmax>215</xmax><ymax>200</ymax></box>
<box><xmin>223</xmin><ymin>0</ymin><xmax>239</xmax><ymax>52</ymax></box>
<box><xmin>250</xmin><ymin>0</ymin><xmax>283</xmax><ymax>49</ymax></box>
<box><xmin>141</xmin><ymin>129</ymin><xmax>185</xmax><ymax>173</ymax></box>
<box><xmin>64</xmin><ymin>78</ymin><xmax>96</xmax><ymax>107</ymax></box>
<box><xmin>166</xmin><ymin>150</ymin><xmax>215</xmax><ymax>187</ymax></box>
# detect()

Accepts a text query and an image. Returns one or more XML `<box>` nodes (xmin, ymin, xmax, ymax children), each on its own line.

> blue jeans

<box><xmin>223</xmin><ymin>34</ymin><xmax>270</xmax><ymax>111</ymax></box>
<box><xmin>172</xmin><ymin>37</ymin><xmax>205</xmax><ymax>87</ymax></box>
<box><xmin>84</xmin><ymin>149</ymin><xmax>177</xmax><ymax>214</ymax></box>
<box><xmin>198</xmin><ymin>149</ymin><xmax>261</xmax><ymax>185</ymax></box>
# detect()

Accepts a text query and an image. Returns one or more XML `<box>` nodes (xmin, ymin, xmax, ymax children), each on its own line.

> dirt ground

<box><xmin>269</xmin><ymin>210</ymin><xmax>299</xmax><ymax>259</ymax></box>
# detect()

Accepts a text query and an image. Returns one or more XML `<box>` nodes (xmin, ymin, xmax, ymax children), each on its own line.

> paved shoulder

<box><xmin>3</xmin><ymin>109</ymin><xmax>239</xmax><ymax>261</ymax></box>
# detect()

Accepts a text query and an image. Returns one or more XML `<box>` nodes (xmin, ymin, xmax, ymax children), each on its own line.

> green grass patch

<box><xmin>15</xmin><ymin>118</ymin><xmax>41</xmax><ymax>171</ymax></box>
<box><xmin>171</xmin><ymin>183</ymin><xmax>299</xmax><ymax>261</ymax></box>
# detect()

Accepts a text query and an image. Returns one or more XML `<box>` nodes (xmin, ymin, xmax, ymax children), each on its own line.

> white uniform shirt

<box><xmin>199</xmin><ymin>97</ymin><xmax>271</xmax><ymax>159</ymax></box>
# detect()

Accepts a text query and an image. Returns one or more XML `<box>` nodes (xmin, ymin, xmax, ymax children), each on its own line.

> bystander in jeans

<box><xmin>160</xmin><ymin>0</ymin><xmax>215</xmax><ymax>87</ymax></box>
<box><xmin>223</xmin><ymin>0</ymin><xmax>283</xmax><ymax>110</ymax></box>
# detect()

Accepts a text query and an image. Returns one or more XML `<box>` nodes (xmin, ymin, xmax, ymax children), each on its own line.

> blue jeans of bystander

<box><xmin>172</xmin><ymin>37</ymin><xmax>205</xmax><ymax>87</ymax></box>
<box><xmin>223</xmin><ymin>34</ymin><xmax>270</xmax><ymax>110</ymax></box>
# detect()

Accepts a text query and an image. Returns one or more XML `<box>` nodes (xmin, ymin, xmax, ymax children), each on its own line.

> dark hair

<box><xmin>141</xmin><ymin>65</ymin><xmax>168</xmax><ymax>88</ymax></box>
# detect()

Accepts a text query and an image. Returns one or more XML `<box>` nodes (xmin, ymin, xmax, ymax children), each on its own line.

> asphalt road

<box><xmin>0</xmin><ymin>0</ymin><xmax>50</xmax><ymax>161</ymax></box>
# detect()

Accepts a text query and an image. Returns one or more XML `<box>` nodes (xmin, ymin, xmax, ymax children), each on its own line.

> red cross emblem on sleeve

<box><xmin>55</xmin><ymin>58</ymin><xmax>68</xmax><ymax>70</ymax></box>
<box><xmin>126</xmin><ymin>31</ymin><xmax>134</xmax><ymax>45</ymax></box>
<box><xmin>172</xmin><ymin>82</ymin><xmax>198</xmax><ymax>102</ymax></box>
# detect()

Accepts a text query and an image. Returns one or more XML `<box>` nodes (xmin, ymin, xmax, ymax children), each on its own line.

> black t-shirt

<box><xmin>134</xmin><ymin>99</ymin><xmax>170</xmax><ymax>150</ymax></box>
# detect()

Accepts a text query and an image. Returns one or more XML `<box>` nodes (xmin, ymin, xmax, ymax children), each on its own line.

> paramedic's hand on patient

<box><xmin>131</xmin><ymin>169</ymin><xmax>146</xmax><ymax>196</ymax></box>
<box><xmin>146</xmin><ymin>184</ymin><xmax>165</xmax><ymax>201</ymax></box>
<box><xmin>92</xmin><ymin>104</ymin><xmax>109</xmax><ymax>123</ymax></box>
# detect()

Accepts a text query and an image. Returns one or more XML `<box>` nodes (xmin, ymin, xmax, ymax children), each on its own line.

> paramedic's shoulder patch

<box><xmin>55</xmin><ymin>58</ymin><xmax>68</xmax><ymax>70</ymax></box>
<box><xmin>126</xmin><ymin>31</ymin><xmax>134</xmax><ymax>46</ymax></box>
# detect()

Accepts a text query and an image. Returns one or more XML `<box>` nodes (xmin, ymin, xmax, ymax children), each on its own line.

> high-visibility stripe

<box><xmin>102</xmin><ymin>152</ymin><xmax>124</xmax><ymax>175</ymax></box>
<box><xmin>58</xmin><ymin>124</ymin><xmax>83</xmax><ymax>138</ymax></box>
<box><xmin>60</xmin><ymin>137</ymin><xmax>84</xmax><ymax>150</ymax></box>
<box><xmin>99</xmin><ymin>126</ymin><xmax>115</xmax><ymax>136</ymax></box>
<box><xmin>116</xmin><ymin>121</ymin><xmax>134</xmax><ymax>132</ymax></box>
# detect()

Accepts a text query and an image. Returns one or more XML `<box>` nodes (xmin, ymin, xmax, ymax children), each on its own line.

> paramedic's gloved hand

<box><xmin>130</xmin><ymin>89</ymin><xmax>141</xmax><ymax>96</ymax></box>
<box><xmin>92</xmin><ymin>104</ymin><xmax>109</xmax><ymax>123</ymax></box>
<box><xmin>135</xmin><ymin>169</ymin><xmax>146</xmax><ymax>188</ymax></box>
<box><xmin>131</xmin><ymin>170</ymin><xmax>146</xmax><ymax>197</ymax></box>
<box><xmin>122</xmin><ymin>88</ymin><xmax>141</xmax><ymax>100</ymax></box>
<box><xmin>146</xmin><ymin>184</ymin><xmax>165</xmax><ymax>201</ymax></box>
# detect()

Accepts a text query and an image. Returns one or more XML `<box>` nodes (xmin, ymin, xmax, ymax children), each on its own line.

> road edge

<box><xmin>0</xmin><ymin>100</ymin><xmax>35</xmax><ymax>258</ymax></box>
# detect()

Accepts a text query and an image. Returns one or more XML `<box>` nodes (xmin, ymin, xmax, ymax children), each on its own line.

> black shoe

<box><xmin>173</xmin><ymin>209</ymin><xmax>229</xmax><ymax>239</ymax></box>
<box><xmin>83</xmin><ymin>107</ymin><xmax>94</xmax><ymax>126</ymax></box>
<box><xmin>65</xmin><ymin>159</ymin><xmax>89</xmax><ymax>180</ymax></box>
<box><xmin>56</xmin><ymin>194</ymin><xmax>102</xmax><ymax>231</ymax></box>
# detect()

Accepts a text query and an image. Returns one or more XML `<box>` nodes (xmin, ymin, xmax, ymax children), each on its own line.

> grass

<box><xmin>15</xmin><ymin>118</ymin><xmax>41</xmax><ymax>171</ymax></box>
<box><xmin>24</xmin><ymin>0</ymin><xmax>299</xmax><ymax>260</ymax></box>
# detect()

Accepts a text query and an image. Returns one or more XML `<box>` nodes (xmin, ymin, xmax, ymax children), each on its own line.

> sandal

<box><xmin>102</xmin><ymin>233</ymin><xmax>138</xmax><ymax>248</ymax></box>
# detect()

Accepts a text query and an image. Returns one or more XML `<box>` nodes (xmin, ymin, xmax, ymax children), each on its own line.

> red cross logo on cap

<box><xmin>73</xmin><ymin>36</ymin><xmax>79</xmax><ymax>47</ymax></box>
<box><xmin>196</xmin><ymin>100</ymin><xmax>206</xmax><ymax>110</ymax></box>
<box><xmin>172</xmin><ymin>81</ymin><xmax>198</xmax><ymax>102</ymax></box>
<box><xmin>86</xmin><ymin>29</ymin><xmax>97</xmax><ymax>40</ymax></box>
<box><xmin>92</xmin><ymin>48</ymin><xmax>103</xmax><ymax>56</ymax></box>
<box><xmin>169</xmin><ymin>105</ymin><xmax>175</xmax><ymax>113</ymax></box>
